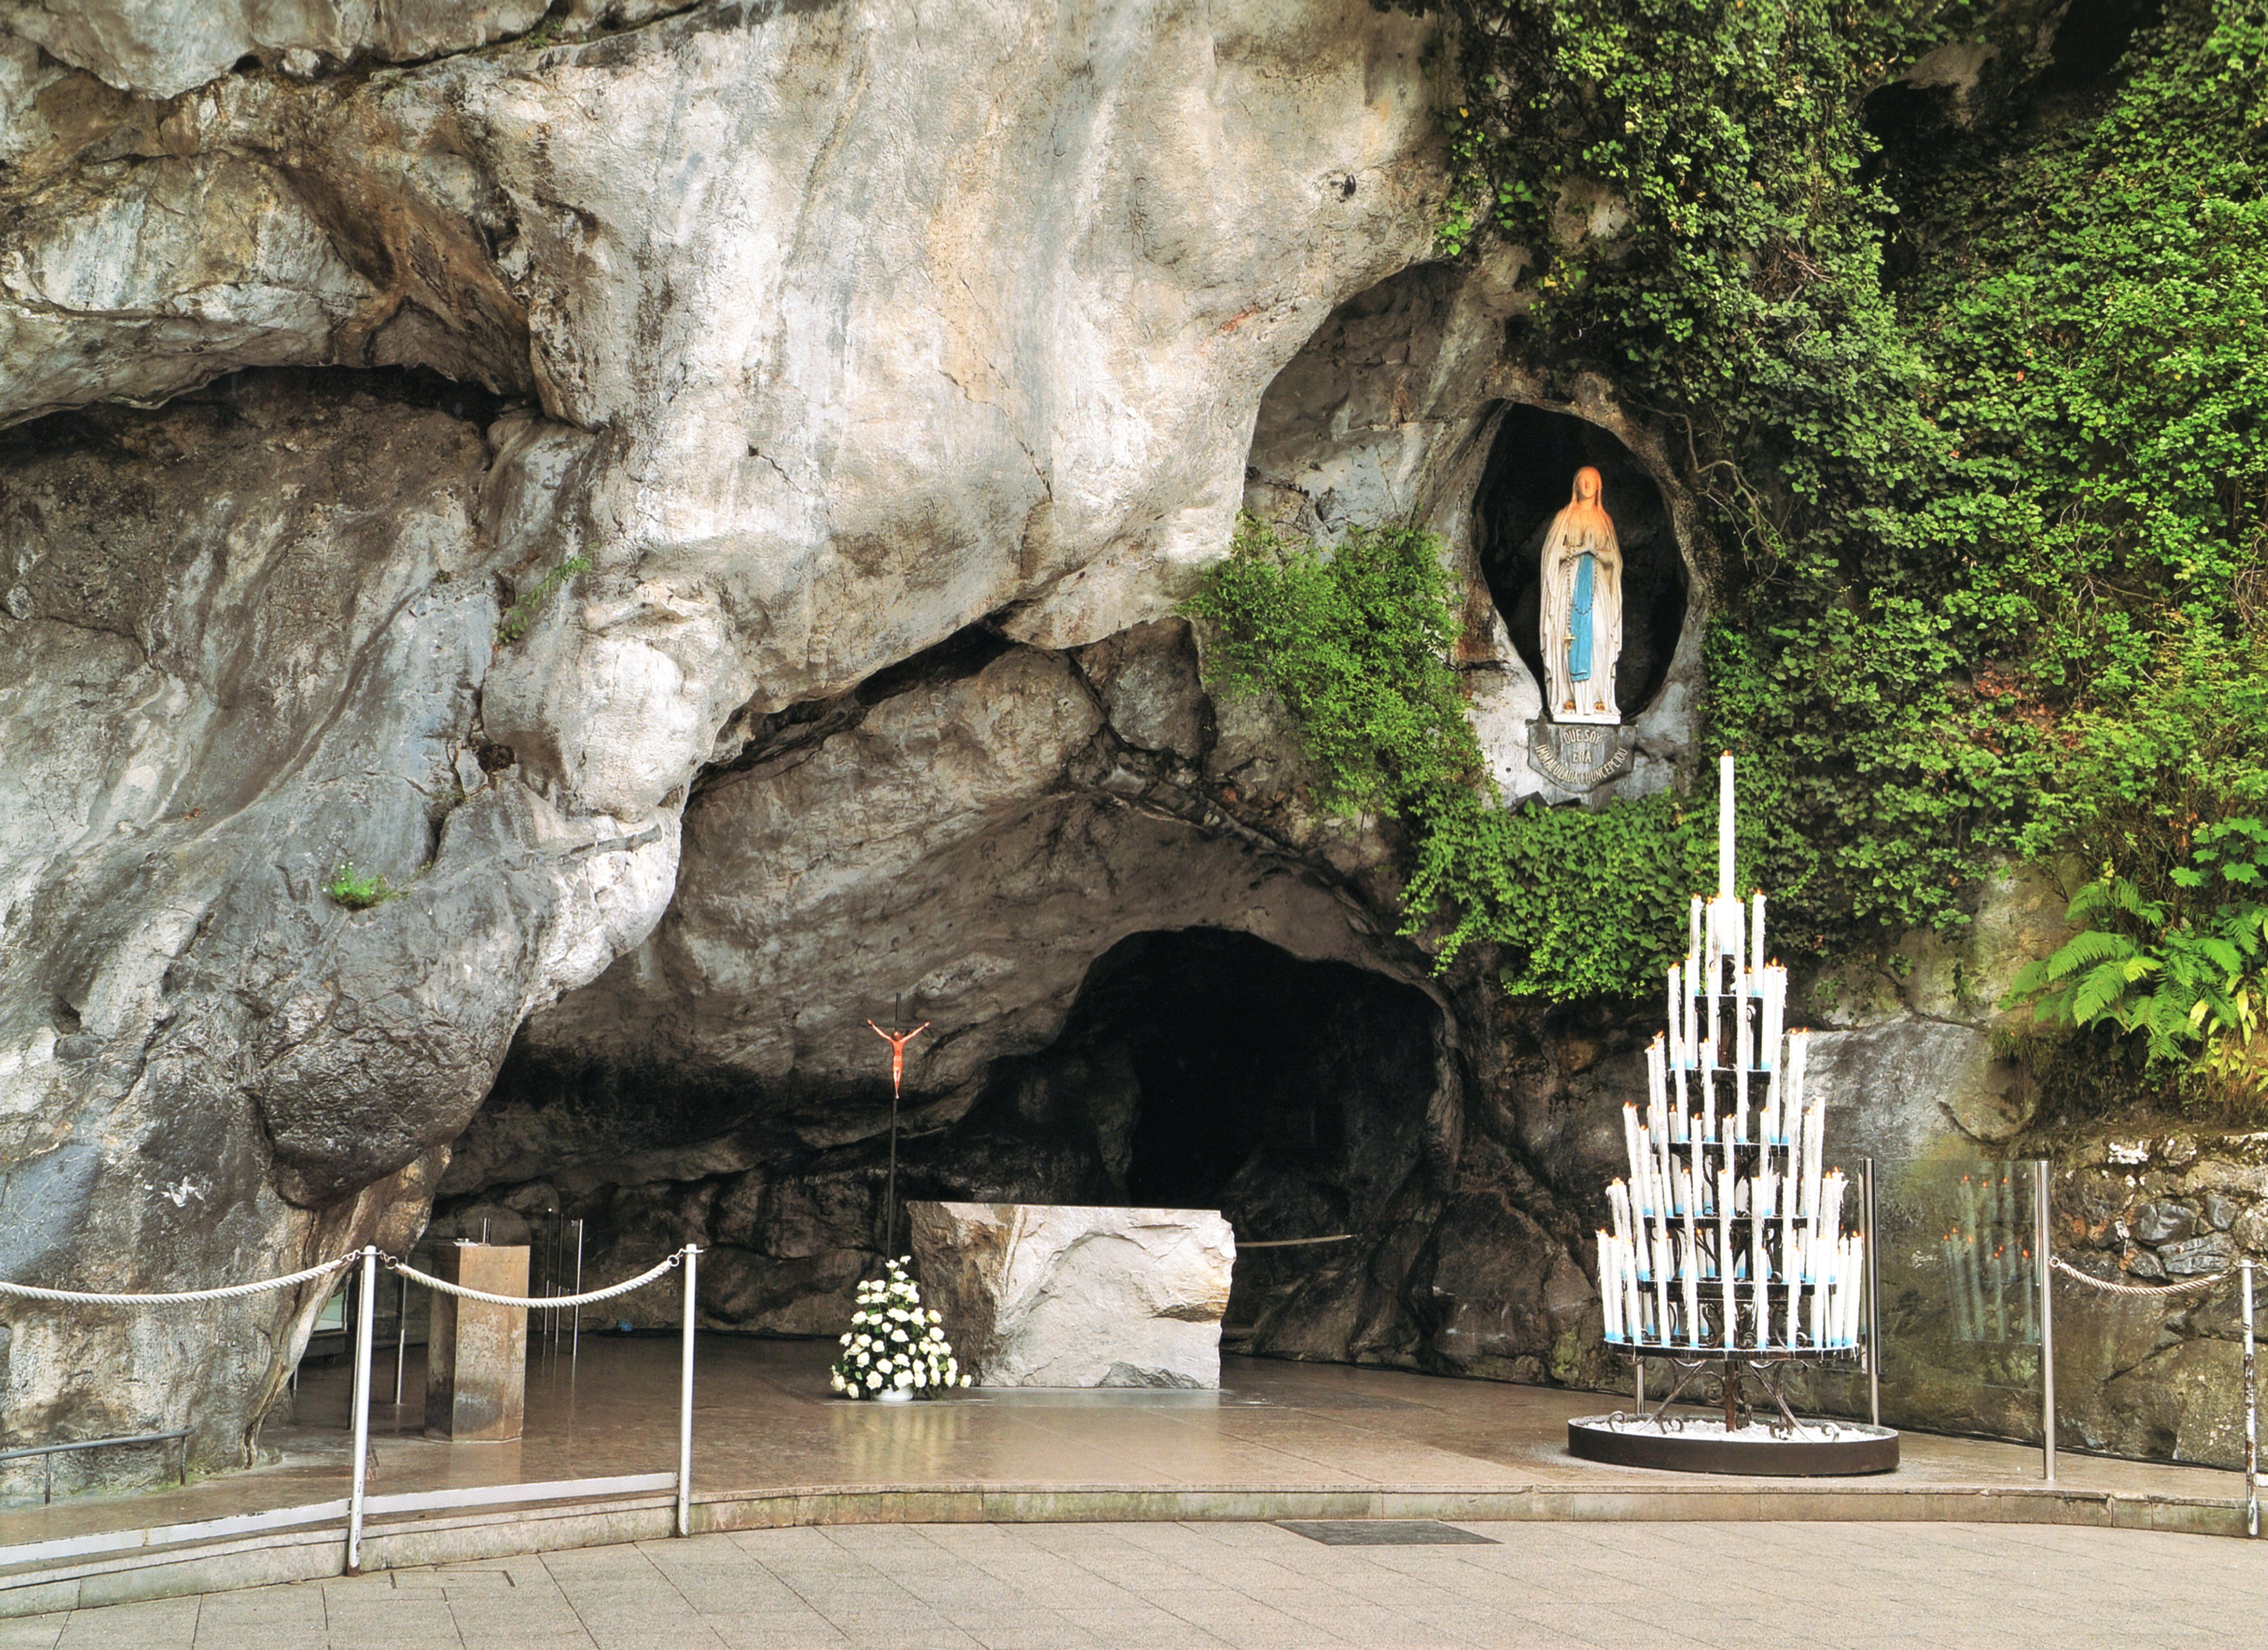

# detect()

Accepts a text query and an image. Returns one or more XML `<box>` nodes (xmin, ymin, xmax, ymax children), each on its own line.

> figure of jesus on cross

<box><xmin>866</xmin><ymin>1018</ymin><xmax>929</xmax><ymax>1099</ymax></box>
<box><xmin>868</xmin><ymin>1009</ymin><xmax>929</xmax><ymax>1258</ymax></box>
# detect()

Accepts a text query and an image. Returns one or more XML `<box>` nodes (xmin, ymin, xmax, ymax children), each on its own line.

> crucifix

<box><xmin>866</xmin><ymin>1001</ymin><xmax>929</xmax><ymax>1258</ymax></box>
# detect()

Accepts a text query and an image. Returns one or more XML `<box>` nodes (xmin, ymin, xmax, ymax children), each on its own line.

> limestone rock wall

<box><xmin>0</xmin><ymin>0</ymin><xmax>1457</xmax><ymax>1486</ymax></box>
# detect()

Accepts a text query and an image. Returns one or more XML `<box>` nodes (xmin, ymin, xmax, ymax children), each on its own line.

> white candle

<box><xmin>1762</xmin><ymin>965</ymin><xmax>1785</xmax><ymax>1073</ymax></box>
<box><xmin>1645</xmin><ymin>1037</ymin><xmax>1666</xmax><ymax>1129</ymax></box>
<box><xmin>1625</xmin><ymin>1245</ymin><xmax>1647</xmax><ymax>1347</ymax></box>
<box><xmin>1681</xmin><ymin>1242</ymin><xmax>1701</xmax><ymax>1351</ymax></box>
<box><xmin>1599</xmin><ymin>1232</ymin><xmax>1620</xmax><ymax>1339</ymax></box>
<box><xmin>1664</xmin><ymin>966</ymin><xmax>1682</xmax><ymax>1064</ymax></box>
<box><xmin>1718</xmin><ymin>750</ymin><xmax>1736</xmax><ymax>901</ymax></box>
<box><xmin>1751</xmin><ymin>1195</ymin><xmax>1770</xmax><ymax>1350</ymax></box>
<box><xmin>1784</xmin><ymin>1027</ymin><xmax>1810</xmax><ymax>1124</ymax></box>
<box><xmin>1718</xmin><ymin>1166</ymin><xmax>1735</xmax><ymax>1349</ymax></box>
<box><xmin>1609</xmin><ymin>1179</ymin><xmax>1633</xmax><ymax>1246</ymax></box>
<box><xmin>1653</xmin><ymin>1232</ymin><xmax>1672</xmax><ymax>1345</ymax></box>
<box><xmin>1687</xmin><ymin>895</ymin><xmax>1704</xmax><ymax>996</ymax></box>
<box><xmin>1733</xmin><ymin>974</ymin><xmax>1751</xmax><ymax>1138</ymax></box>
<box><xmin>1781</xmin><ymin>1193</ymin><xmax>1799</xmax><ymax>1347</ymax></box>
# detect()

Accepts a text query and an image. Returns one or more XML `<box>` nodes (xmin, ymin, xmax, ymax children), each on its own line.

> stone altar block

<box><xmin>907</xmin><ymin>1202</ymin><xmax>1235</xmax><ymax>1388</ymax></box>
<box><xmin>424</xmin><ymin>1241</ymin><xmax>529</xmax><ymax>1441</ymax></box>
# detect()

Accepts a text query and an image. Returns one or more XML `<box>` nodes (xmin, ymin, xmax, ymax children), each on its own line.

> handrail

<box><xmin>0</xmin><ymin>1429</ymin><xmax>189</xmax><ymax>1503</ymax></box>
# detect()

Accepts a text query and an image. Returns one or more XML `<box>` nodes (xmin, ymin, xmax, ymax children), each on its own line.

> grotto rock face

<box><xmin>0</xmin><ymin>0</ymin><xmax>1457</xmax><ymax>1482</ymax></box>
<box><xmin>0</xmin><ymin>375</ymin><xmax>674</xmax><ymax>1483</ymax></box>
<box><xmin>907</xmin><ymin>1201</ymin><xmax>1234</xmax><ymax>1388</ymax></box>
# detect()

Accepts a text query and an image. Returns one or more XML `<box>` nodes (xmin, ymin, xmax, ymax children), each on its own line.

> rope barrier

<box><xmin>0</xmin><ymin>1254</ymin><xmax>357</xmax><ymax>1306</ymax></box>
<box><xmin>2051</xmin><ymin>1255</ymin><xmax>2231</xmax><ymax>1298</ymax></box>
<box><xmin>383</xmin><ymin>1249</ymin><xmax>682</xmax><ymax>1309</ymax></box>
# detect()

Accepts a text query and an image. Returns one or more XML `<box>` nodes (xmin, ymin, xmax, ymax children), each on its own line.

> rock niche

<box><xmin>907</xmin><ymin>1202</ymin><xmax>1235</xmax><ymax>1389</ymax></box>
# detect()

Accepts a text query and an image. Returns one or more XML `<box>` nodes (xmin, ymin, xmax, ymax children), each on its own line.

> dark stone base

<box><xmin>1567</xmin><ymin>1414</ymin><xmax>1901</xmax><ymax>1476</ymax></box>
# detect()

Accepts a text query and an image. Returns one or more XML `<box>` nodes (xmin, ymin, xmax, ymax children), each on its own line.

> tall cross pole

<box><xmin>867</xmin><ymin>1000</ymin><xmax>929</xmax><ymax>1258</ymax></box>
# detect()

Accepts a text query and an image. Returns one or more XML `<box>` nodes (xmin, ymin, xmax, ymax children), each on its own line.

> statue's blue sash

<box><xmin>1568</xmin><ymin>551</ymin><xmax>1596</xmax><ymax>683</ymax></box>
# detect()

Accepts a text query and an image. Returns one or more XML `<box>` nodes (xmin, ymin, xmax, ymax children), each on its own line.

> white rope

<box><xmin>385</xmin><ymin>1249</ymin><xmax>683</xmax><ymax>1308</ymax></box>
<box><xmin>2051</xmin><ymin>1255</ymin><xmax>2231</xmax><ymax>1298</ymax></box>
<box><xmin>0</xmin><ymin>1254</ymin><xmax>357</xmax><ymax>1306</ymax></box>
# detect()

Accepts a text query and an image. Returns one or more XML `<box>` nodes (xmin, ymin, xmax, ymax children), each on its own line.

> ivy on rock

<box><xmin>1196</xmin><ymin>3</ymin><xmax>2268</xmax><ymax>1107</ymax></box>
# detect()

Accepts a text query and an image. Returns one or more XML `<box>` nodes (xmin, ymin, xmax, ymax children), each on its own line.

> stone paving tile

<box><xmin>13</xmin><ymin>1519</ymin><xmax>2268</xmax><ymax>1647</ymax></box>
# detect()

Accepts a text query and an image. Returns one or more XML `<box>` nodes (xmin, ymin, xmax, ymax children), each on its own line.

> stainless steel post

<box><xmin>393</xmin><ymin>1272</ymin><xmax>407</xmax><ymax>1406</ymax></box>
<box><xmin>2035</xmin><ymin>1159</ymin><xmax>2055</xmax><ymax>1483</ymax></box>
<box><xmin>1634</xmin><ymin>1353</ymin><xmax>1644</xmax><ymax>1410</ymax></box>
<box><xmin>346</xmin><ymin>1246</ymin><xmax>378</xmax><ymax>1573</ymax></box>
<box><xmin>677</xmin><ymin>1245</ymin><xmax>699</xmax><ymax>1537</ymax></box>
<box><xmin>2243</xmin><ymin>1260</ymin><xmax>2257</xmax><ymax>1539</ymax></box>
<box><xmin>572</xmin><ymin>1219</ymin><xmax>584</xmax><ymax>1366</ymax></box>
<box><xmin>1863</xmin><ymin>1157</ymin><xmax>1881</xmax><ymax>1427</ymax></box>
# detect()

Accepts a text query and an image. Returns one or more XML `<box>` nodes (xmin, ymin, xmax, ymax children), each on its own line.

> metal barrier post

<box><xmin>393</xmin><ymin>1273</ymin><xmax>408</xmax><ymax>1406</ymax></box>
<box><xmin>677</xmin><ymin>1245</ymin><xmax>699</xmax><ymax>1537</ymax></box>
<box><xmin>2244</xmin><ymin>1259</ymin><xmax>2257</xmax><ymax>1539</ymax></box>
<box><xmin>1863</xmin><ymin>1157</ymin><xmax>1881</xmax><ymax>1427</ymax></box>
<box><xmin>346</xmin><ymin>1245</ymin><xmax>378</xmax><ymax>1573</ymax></box>
<box><xmin>2035</xmin><ymin>1161</ymin><xmax>2055</xmax><ymax>1483</ymax></box>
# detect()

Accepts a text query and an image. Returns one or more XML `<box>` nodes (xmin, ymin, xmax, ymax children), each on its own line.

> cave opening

<box><xmin>438</xmin><ymin>927</ymin><xmax>1447</xmax><ymax>1346</ymax></box>
<box><xmin>1475</xmin><ymin>404</ymin><xmax>1686</xmax><ymax>720</ymax></box>
<box><xmin>980</xmin><ymin>927</ymin><xmax>1440</xmax><ymax>1230</ymax></box>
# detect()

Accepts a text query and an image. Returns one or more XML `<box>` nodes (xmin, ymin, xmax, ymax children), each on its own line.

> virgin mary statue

<box><xmin>1538</xmin><ymin>465</ymin><xmax>1624</xmax><ymax>724</ymax></box>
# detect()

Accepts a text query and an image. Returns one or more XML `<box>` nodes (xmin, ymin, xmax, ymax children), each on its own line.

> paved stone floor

<box><xmin>3</xmin><ymin>1339</ymin><xmax>2246</xmax><ymax>1558</ymax></box>
<box><xmin>1</xmin><ymin>1520</ymin><xmax>2261</xmax><ymax>1649</ymax></box>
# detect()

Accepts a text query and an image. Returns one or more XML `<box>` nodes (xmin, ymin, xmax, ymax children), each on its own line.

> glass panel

<box><xmin>1869</xmin><ymin>1158</ymin><xmax>2044</xmax><ymax>1437</ymax></box>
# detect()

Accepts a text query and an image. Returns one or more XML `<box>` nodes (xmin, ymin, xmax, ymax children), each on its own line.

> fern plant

<box><xmin>2008</xmin><ymin>820</ymin><xmax>2268</xmax><ymax>1100</ymax></box>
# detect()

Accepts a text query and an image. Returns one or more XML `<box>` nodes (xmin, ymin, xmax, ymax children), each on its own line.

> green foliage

<box><xmin>1414</xmin><ymin>2</ymin><xmax>2268</xmax><ymax>1048</ymax></box>
<box><xmin>1187</xmin><ymin>516</ymin><xmax>1483</xmax><ymax>819</ymax></box>
<box><xmin>496</xmin><ymin>553</ymin><xmax>590</xmax><ymax>645</ymax></box>
<box><xmin>1192</xmin><ymin>516</ymin><xmax>1750</xmax><ymax>1001</ymax></box>
<box><xmin>2008</xmin><ymin>822</ymin><xmax>2268</xmax><ymax>1105</ymax></box>
<box><xmin>325</xmin><ymin>861</ymin><xmax>397</xmax><ymax>911</ymax></box>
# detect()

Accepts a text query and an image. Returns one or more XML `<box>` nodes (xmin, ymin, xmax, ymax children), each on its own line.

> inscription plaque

<box><xmin>1528</xmin><ymin>718</ymin><xmax>1636</xmax><ymax>791</ymax></box>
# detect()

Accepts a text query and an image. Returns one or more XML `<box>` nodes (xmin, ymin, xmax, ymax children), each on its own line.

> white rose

<box><xmin>866</xmin><ymin>1371</ymin><xmax>882</xmax><ymax>1388</ymax></box>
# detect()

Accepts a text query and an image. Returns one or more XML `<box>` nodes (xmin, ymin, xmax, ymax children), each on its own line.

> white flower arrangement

<box><xmin>828</xmin><ymin>1256</ymin><xmax>970</xmax><ymax>1400</ymax></box>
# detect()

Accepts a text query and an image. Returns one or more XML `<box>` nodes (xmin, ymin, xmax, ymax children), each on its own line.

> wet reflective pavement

<box><xmin>0</xmin><ymin>1338</ymin><xmax>2247</xmax><ymax>1559</ymax></box>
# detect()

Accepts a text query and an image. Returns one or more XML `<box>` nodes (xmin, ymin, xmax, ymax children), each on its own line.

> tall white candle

<box><xmin>1733</xmin><ymin>975</ymin><xmax>1751</xmax><ymax>1139</ymax></box>
<box><xmin>1598</xmin><ymin>1232</ymin><xmax>1619</xmax><ymax>1339</ymax></box>
<box><xmin>1681</xmin><ymin>1243</ymin><xmax>1701</xmax><ymax>1351</ymax></box>
<box><xmin>1625</xmin><ymin>1246</ymin><xmax>1647</xmax><ymax>1346</ymax></box>
<box><xmin>1750</xmin><ymin>1195</ymin><xmax>1770</xmax><ymax>1350</ymax></box>
<box><xmin>1687</xmin><ymin>895</ymin><xmax>1704</xmax><ymax>994</ymax></box>
<box><xmin>1761</xmin><ymin>965</ymin><xmax>1785</xmax><ymax>1074</ymax></box>
<box><xmin>1751</xmin><ymin>890</ymin><xmax>1766</xmax><ymax>979</ymax></box>
<box><xmin>1645</xmin><ymin>1037</ymin><xmax>1666</xmax><ymax>1131</ymax></box>
<box><xmin>1718</xmin><ymin>750</ymin><xmax>1736</xmax><ymax>901</ymax></box>
<box><xmin>1780</xmin><ymin>1193</ymin><xmax>1798</xmax><ymax>1347</ymax></box>
<box><xmin>1718</xmin><ymin>1166</ymin><xmax>1735</xmax><ymax>1349</ymax></box>
<box><xmin>1664</xmin><ymin>966</ymin><xmax>1682</xmax><ymax>1065</ymax></box>
<box><xmin>1784</xmin><ymin>1027</ymin><xmax>1810</xmax><ymax>1126</ymax></box>
<box><xmin>1653</xmin><ymin>1232</ymin><xmax>1672</xmax><ymax>1345</ymax></box>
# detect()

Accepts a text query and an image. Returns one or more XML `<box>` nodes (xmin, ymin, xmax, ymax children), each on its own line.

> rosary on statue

<box><xmin>866</xmin><ymin>1001</ymin><xmax>929</xmax><ymax>1258</ymax></box>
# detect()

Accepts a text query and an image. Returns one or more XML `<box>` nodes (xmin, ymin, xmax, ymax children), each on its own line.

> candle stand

<box><xmin>1566</xmin><ymin>754</ymin><xmax>1900</xmax><ymax>1477</ymax></box>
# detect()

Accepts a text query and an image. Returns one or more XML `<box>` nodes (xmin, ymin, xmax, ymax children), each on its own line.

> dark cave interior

<box><xmin>441</xmin><ymin>929</ymin><xmax>1446</xmax><ymax>1339</ymax></box>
